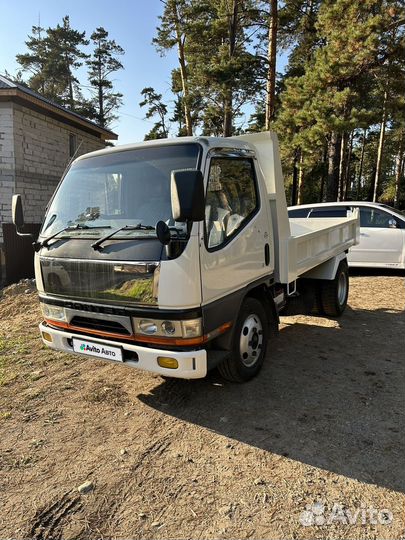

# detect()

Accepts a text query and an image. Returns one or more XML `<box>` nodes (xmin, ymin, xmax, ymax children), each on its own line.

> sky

<box><xmin>0</xmin><ymin>0</ymin><xmax>287</xmax><ymax>145</ymax></box>
<box><xmin>0</xmin><ymin>0</ymin><xmax>180</xmax><ymax>143</ymax></box>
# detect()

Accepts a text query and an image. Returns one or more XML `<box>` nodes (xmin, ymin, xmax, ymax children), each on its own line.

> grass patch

<box><xmin>85</xmin><ymin>382</ymin><xmax>129</xmax><ymax>407</ymax></box>
<box><xmin>0</xmin><ymin>335</ymin><xmax>31</xmax><ymax>385</ymax></box>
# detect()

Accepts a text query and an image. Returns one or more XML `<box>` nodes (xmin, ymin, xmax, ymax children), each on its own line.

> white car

<box><xmin>288</xmin><ymin>201</ymin><xmax>405</xmax><ymax>269</ymax></box>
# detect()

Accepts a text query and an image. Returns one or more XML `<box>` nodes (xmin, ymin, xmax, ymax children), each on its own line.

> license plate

<box><xmin>73</xmin><ymin>338</ymin><xmax>123</xmax><ymax>362</ymax></box>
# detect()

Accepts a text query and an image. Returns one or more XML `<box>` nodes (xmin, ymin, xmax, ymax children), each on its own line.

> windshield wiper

<box><xmin>91</xmin><ymin>223</ymin><xmax>155</xmax><ymax>251</ymax></box>
<box><xmin>38</xmin><ymin>224</ymin><xmax>111</xmax><ymax>250</ymax></box>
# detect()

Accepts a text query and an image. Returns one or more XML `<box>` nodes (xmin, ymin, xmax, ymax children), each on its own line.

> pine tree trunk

<box><xmin>223</xmin><ymin>92</ymin><xmax>233</xmax><ymax>137</ymax></box>
<box><xmin>356</xmin><ymin>128</ymin><xmax>367</xmax><ymax>199</ymax></box>
<box><xmin>326</xmin><ymin>132</ymin><xmax>341</xmax><ymax>201</ymax></box>
<box><xmin>344</xmin><ymin>131</ymin><xmax>354</xmax><ymax>200</ymax></box>
<box><xmin>338</xmin><ymin>131</ymin><xmax>348</xmax><ymax>201</ymax></box>
<box><xmin>291</xmin><ymin>149</ymin><xmax>299</xmax><ymax>205</ymax></box>
<box><xmin>319</xmin><ymin>145</ymin><xmax>327</xmax><ymax>202</ymax></box>
<box><xmin>98</xmin><ymin>49</ymin><xmax>104</xmax><ymax>126</ymax></box>
<box><xmin>65</xmin><ymin>51</ymin><xmax>75</xmax><ymax>109</ymax></box>
<box><xmin>373</xmin><ymin>89</ymin><xmax>388</xmax><ymax>202</ymax></box>
<box><xmin>394</xmin><ymin>129</ymin><xmax>404</xmax><ymax>208</ymax></box>
<box><xmin>172</xmin><ymin>2</ymin><xmax>193</xmax><ymax>136</ymax></box>
<box><xmin>297</xmin><ymin>152</ymin><xmax>305</xmax><ymax>204</ymax></box>
<box><xmin>265</xmin><ymin>0</ymin><xmax>278</xmax><ymax>129</ymax></box>
<box><xmin>223</xmin><ymin>0</ymin><xmax>238</xmax><ymax>137</ymax></box>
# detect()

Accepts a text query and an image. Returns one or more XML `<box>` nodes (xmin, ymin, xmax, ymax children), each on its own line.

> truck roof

<box><xmin>74</xmin><ymin>135</ymin><xmax>252</xmax><ymax>163</ymax></box>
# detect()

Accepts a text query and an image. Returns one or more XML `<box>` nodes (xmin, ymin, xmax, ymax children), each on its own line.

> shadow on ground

<box><xmin>138</xmin><ymin>306</ymin><xmax>405</xmax><ymax>494</ymax></box>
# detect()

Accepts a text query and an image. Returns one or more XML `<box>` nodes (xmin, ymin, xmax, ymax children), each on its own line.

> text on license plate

<box><xmin>72</xmin><ymin>338</ymin><xmax>123</xmax><ymax>361</ymax></box>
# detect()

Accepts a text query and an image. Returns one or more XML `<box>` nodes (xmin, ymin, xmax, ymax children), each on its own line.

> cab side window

<box><xmin>205</xmin><ymin>157</ymin><xmax>258</xmax><ymax>249</ymax></box>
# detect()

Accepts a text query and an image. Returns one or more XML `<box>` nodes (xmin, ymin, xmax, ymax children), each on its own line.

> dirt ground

<box><xmin>0</xmin><ymin>273</ymin><xmax>404</xmax><ymax>540</ymax></box>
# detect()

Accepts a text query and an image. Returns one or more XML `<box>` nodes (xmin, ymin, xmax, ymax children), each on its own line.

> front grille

<box><xmin>70</xmin><ymin>316</ymin><xmax>131</xmax><ymax>336</ymax></box>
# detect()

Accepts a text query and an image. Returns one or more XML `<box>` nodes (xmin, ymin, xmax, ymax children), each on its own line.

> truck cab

<box><xmin>13</xmin><ymin>132</ymin><xmax>359</xmax><ymax>382</ymax></box>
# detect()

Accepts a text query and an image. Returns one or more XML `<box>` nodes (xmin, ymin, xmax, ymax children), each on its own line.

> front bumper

<box><xmin>39</xmin><ymin>322</ymin><xmax>208</xmax><ymax>379</ymax></box>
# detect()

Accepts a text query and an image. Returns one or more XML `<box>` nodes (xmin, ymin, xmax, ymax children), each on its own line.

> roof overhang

<box><xmin>0</xmin><ymin>88</ymin><xmax>118</xmax><ymax>141</ymax></box>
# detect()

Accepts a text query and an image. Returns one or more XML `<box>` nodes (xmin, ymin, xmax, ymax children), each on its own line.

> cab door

<box><xmin>200</xmin><ymin>152</ymin><xmax>272</xmax><ymax>306</ymax></box>
<box><xmin>349</xmin><ymin>206</ymin><xmax>404</xmax><ymax>266</ymax></box>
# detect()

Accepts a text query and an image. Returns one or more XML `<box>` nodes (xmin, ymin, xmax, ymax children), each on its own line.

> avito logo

<box><xmin>80</xmin><ymin>343</ymin><xmax>101</xmax><ymax>354</ymax></box>
<box><xmin>78</xmin><ymin>342</ymin><xmax>116</xmax><ymax>357</ymax></box>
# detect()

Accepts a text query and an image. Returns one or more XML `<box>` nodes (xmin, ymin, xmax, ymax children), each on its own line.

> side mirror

<box><xmin>388</xmin><ymin>218</ymin><xmax>397</xmax><ymax>229</ymax></box>
<box><xmin>12</xmin><ymin>194</ymin><xmax>25</xmax><ymax>230</ymax></box>
<box><xmin>171</xmin><ymin>169</ymin><xmax>205</xmax><ymax>222</ymax></box>
<box><xmin>155</xmin><ymin>220</ymin><xmax>171</xmax><ymax>245</ymax></box>
<box><xmin>12</xmin><ymin>194</ymin><xmax>33</xmax><ymax>238</ymax></box>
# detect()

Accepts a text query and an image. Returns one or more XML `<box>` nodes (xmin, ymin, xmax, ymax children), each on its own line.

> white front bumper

<box><xmin>39</xmin><ymin>323</ymin><xmax>208</xmax><ymax>379</ymax></box>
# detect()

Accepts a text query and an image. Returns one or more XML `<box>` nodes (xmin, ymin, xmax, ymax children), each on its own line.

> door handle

<box><xmin>264</xmin><ymin>243</ymin><xmax>270</xmax><ymax>266</ymax></box>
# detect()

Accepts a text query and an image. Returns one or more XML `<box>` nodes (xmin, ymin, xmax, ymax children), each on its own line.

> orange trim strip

<box><xmin>44</xmin><ymin>319</ymin><xmax>233</xmax><ymax>347</ymax></box>
<box><xmin>133</xmin><ymin>333</ymin><xmax>206</xmax><ymax>346</ymax></box>
<box><xmin>44</xmin><ymin>319</ymin><xmax>136</xmax><ymax>341</ymax></box>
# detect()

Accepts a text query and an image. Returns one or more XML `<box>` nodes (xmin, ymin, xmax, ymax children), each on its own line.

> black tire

<box><xmin>319</xmin><ymin>259</ymin><xmax>349</xmax><ymax>317</ymax></box>
<box><xmin>218</xmin><ymin>297</ymin><xmax>269</xmax><ymax>383</ymax></box>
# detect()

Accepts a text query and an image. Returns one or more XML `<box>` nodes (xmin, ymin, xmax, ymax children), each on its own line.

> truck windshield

<box><xmin>40</xmin><ymin>143</ymin><xmax>201</xmax><ymax>239</ymax></box>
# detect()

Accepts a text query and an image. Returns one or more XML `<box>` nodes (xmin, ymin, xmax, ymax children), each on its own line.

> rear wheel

<box><xmin>218</xmin><ymin>297</ymin><xmax>269</xmax><ymax>383</ymax></box>
<box><xmin>320</xmin><ymin>259</ymin><xmax>349</xmax><ymax>317</ymax></box>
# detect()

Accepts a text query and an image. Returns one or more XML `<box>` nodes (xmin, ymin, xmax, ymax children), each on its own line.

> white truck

<box><xmin>12</xmin><ymin>131</ymin><xmax>359</xmax><ymax>382</ymax></box>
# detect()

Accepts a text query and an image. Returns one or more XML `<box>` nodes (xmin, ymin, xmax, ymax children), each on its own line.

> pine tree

<box><xmin>86</xmin><ymin>27</ymin><xmax>124</xmax><ymax>127</ymax></box>
<box><xmin>16</xmin><ymin>16</ymin><xmax>88</xmax><ymax>109</ymax></box>
<box><xmin>265</xmin><ymin>0</ymin><xmax>278</xmax><ymax>128</ymax></box>
<box><xmin>153</xmin><ymin>0</ymin><xmax>194</xmax><ymax>135</ymax></box>
<box><xmin>16</xmin><ymin>25</ymin><xmax>47</xmax><ymax>94</ymax></box>
<box><xmin>45</xmin><ymin>16</ymin><xmax>89</xmax><ymax>109</ymax></box>
<box><xmin>139</xmin><ymin>87</ymin><xmax>169</xmax><ymax>140</ymax></box>
<box><xmin>276</xmin><ymin>0</ymin><xmax>391</xmax><ymax>202</ymax></box>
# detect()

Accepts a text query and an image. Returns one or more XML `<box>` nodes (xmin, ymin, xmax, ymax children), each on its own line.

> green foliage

<box><xmin>16</xmin><ymin>17</ymin><xmax>124</xmax><ymax>127</ymax></box>
<box><xmin>152</xmin><ymin>0</ymin><xmax>264</xmax><ymax>136</ymax></box>
<box><xmin>139</xmin><ymin>87</ymin><xmax>169</xmax><ymax>140</ymax></box>
<box><xmin>86</xmin><ymin>27</ymin><xmax>124</xmax><ymax>127</ymax></box>
<box><xmin>274</xmin><ymin>0</ymin><xmax>405</xmax><ymax>204</ymax></box>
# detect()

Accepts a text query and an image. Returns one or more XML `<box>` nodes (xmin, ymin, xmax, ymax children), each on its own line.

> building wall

<box><xmin>0</xmin><ymin>102</ymin><xmax>15</xmax><ymax>240</ymax></box>
<box><xmin>0</xmin><ymin>100</ymin><xmax>109</xmax><ymax>282</ymax></box>
<box><xmin>12</xmin><ymin>103</ymin><xmax>106</xmax><ymax>223</ymax></box>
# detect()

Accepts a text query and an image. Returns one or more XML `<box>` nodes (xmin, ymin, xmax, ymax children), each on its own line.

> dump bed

<box><xmin>284</xmin><ymin>215</ymin><xmax>359</xmax><ymax>283</ymax></box>
<box><xmin>235</xmin><ymin>132</ymin><xmax>360</xmax><ymax>284</ymax></box>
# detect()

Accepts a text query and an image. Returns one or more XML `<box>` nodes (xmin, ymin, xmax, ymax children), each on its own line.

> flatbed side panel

<box><xmin>282</xmin><ymin>216</ymin><xmax>359</xmax><ymax>283</ymax></box>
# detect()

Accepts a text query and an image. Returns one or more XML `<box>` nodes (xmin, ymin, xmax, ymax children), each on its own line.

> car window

<box><xmin>309</xmin><ymin>207</ymin><xmax>348</xmax><ymax>218</ymax></box>
<box><xmin>359</xmin><ymin>207</ymin><xmax>398</xmax><ymax>228</ymax></box>
<box><xmin>205</xmin><ymin>157</ymin><xmax>258</xmax><ymax>249</ymax></box>
<box><xmin>288</xmin><ymin>208</ymin><xmax>310</xmax><ymax>217</ymax></box>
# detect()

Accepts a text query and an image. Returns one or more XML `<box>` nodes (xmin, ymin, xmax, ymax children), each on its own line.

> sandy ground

<box><xmin>0</xmin><ymin>274</ymin><xmax>404</xmax><ymax>540</ymax></box>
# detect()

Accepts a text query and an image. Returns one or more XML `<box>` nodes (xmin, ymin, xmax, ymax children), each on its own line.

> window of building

<box><xmin>69</xmin><ymin>133</ymin><xmax>77</xmax><ymax>158</ymax></box>
<box><xmin>205</xmin><ymin>157</ymin><xmax>259</xmax><ymax>249</ymax></box>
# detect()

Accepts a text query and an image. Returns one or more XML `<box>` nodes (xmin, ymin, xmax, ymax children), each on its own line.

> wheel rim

<box><xmin>337</xmin><ymin>271</ymin><xmax>348</xmax><ymax>305</ymax></box>
<box><xmin>239</xmin><ymin>314</ymin><xmax>264</xmax><ymax>367</ymax></box>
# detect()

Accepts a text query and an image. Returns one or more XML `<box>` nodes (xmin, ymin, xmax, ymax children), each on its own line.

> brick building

<box><xmin>0</xmin><ymin>74</ymin><xmax>117</xmax><ymax>282</ymax></box>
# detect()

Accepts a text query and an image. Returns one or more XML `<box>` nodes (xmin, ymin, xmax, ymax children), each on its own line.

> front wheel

<box><xmin>319</xmin><ymin>259</ymin><xmax>349</xmax><ymax>317</ymax></box>
<box><xmin>218</xmin><ymin>297</ymin><xmax>269</xmax><ymax>383</ymax></box>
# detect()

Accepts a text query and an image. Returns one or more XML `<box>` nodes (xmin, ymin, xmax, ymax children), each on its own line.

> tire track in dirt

<box><xmin>26</xmin><ymin>491</ymin><xmax>82</xmax><ymax>540</ymax></box>
<box><xmin>79</xmin><ymin>381</ymin><xmax>194</xmax><ymax>537</ymax></box>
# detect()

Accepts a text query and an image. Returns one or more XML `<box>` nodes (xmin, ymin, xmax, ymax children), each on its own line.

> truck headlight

<box><xmin>181</xmin><ymin>319</ymin><xmax>202</xmax><ymax>338</ymax></box>
<box><xmin>41</xmin><ymin>303</ymin><xmax>67</xmax><ymax>322</ymax></box>
<box><xmin>138</xmin><ymin>319</ymin><xmax>158</xmax><ymax>335</ymax></box>
<box><xmin>133</xmin><ymin>317</ymin><xmax>202</xmax><ymax>339</ymax></box>
<box><xmin>161</xmin><ymin>320</ymin><xmax>176</xmax><ymax>335</ymax></box>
